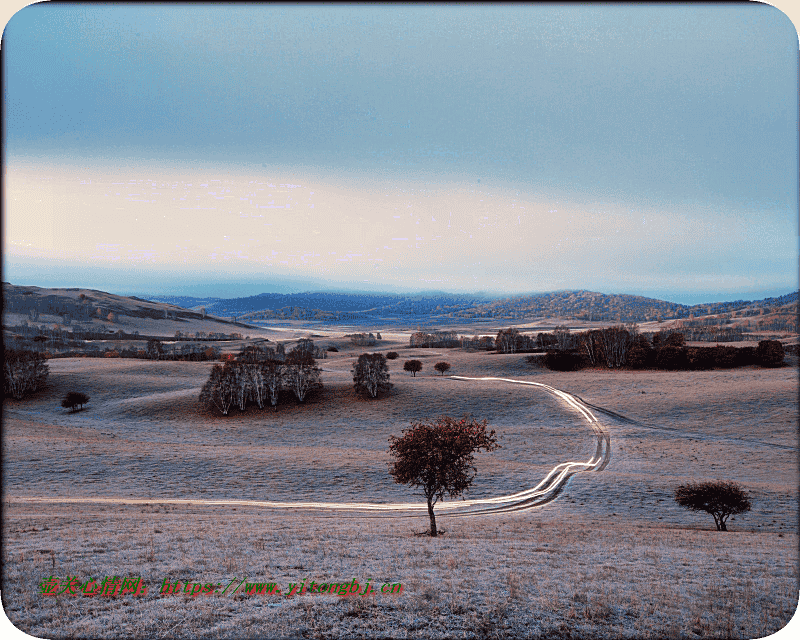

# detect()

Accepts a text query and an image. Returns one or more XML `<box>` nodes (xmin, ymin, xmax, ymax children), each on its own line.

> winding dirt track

<box><xmin>12</xmin><ymin>376</ymin><xmax>610</xmax><ymax>517</ymax></box>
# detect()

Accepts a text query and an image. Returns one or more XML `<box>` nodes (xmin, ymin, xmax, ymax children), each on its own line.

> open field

<box><xmin>3</xmin><ymin>335</ymin><xmax>798</xmax><ymax>638</ymax></box>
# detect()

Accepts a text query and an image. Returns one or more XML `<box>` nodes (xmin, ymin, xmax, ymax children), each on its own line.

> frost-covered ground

<box><xmin>3</xmin><ymin>342</ymin><xmax>797</xmax><ymax>638</ymax></box>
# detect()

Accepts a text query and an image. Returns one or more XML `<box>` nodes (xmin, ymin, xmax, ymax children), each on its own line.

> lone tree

<box><xmin>388</xmin><ymin>415</ymin><xmax>500</xmax><ymax>537</ymax></box>
<box><xmin>434</xmin><ymin>361</ymin><xmax>451</xmax><ymax>376</ymax></box>
<box><xmin>403</xmin><ymin>359</ymin><xmax>422</xmax><ymax>377</ymax></box>
<box><xmin>61</xmin><ymin>391</ymin><xmax>90</xmax><ymax>412</ymax></box>
<box><xmin>674</xmin><ymin>480</ymin><xmax>752</xmax><ymax>531</ymax></box>
<box><xmin>352</xmin><ymin>353</ymin><xmax>392</xmax><ymax>398</ymax></box>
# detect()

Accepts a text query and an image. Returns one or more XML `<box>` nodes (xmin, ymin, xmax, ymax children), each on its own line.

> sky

<box><xmin>3</xmin><ymin>4</ymin><xmax>799</xmax><ymax>304</ymax></box>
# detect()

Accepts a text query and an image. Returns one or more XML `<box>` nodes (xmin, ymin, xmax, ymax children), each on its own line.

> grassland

<box><xmin>2</xmin><ymin>332</ymin><xmax>797</xmax><ymax>638</ymax></box>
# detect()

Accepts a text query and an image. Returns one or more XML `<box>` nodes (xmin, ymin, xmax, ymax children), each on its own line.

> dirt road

<box><xmin>11</xmin><ymin>376</ymin><xmax>610</xmax><ymax>517</ymax></box>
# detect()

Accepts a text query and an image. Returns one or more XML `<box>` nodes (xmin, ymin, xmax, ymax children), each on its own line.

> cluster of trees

<box><xmin>3</xmin><ymin>349</ymin><xmax>49</xmax><ymax>399</ymax></box>
<box><xmin>409</xmin><ymin>331</ymin><xmax>460</xmax><ymax>348</ymax></box>
<box><xmin>142</xmin><ymin>339</ymin><xmax>219</xmax><ymax>361</ymax></box>
<box><xmin>495</xmin><ymin>327</ymin><xmax>579</xmax><ymax>354</ymax></box>
<box><xmin>534</xmin><ymin>327</ymin><xmax>785</xmax><ymax>371</ymax></box>
<box><xmin>458</xmin><ymin>335</ymin><xmax>496</xmax><ymax>351</ymax></box>
<box><xmin>199</xmin><ymin>340</ymin><xmax>322</xmax><ymax>415</ymax></box>
<box><xmin>348</xmin><ymin>332</ymin><xmax>381</xmax><ymax>346</ymax></box>
<box><xmin>668</xmin><ymin>324</ymin><xmax>745</xmax><ymax>342</ymax></box>
<box><xmin>409</xmin><ymin>331</ymin><xmax>495</xmax><ymax>350</ymax></box>
<box><xmin>352</xmin><ymin>353</ymin><xmax>392</xmax><ymax>398</ymax></box>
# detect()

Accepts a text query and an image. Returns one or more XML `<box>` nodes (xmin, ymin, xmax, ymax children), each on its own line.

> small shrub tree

<box><xmin>403</xmin><ymin>359</ymin><xmax>422</xmax><ymax>377</ymax></box>
<box><xmin>674</xmin><ymin>480</ymin><xmax>752</xmax><ymax>531</ymax></box>
<box><xmin>61</xmin><ymin>391</ymin><xmax>90</xmax><ymax>412</ymax></box>
<box><xmin>386</xmin><ymin>351</ymin><xmax>399</xmax><ymax>360</ymax></box>
<box><xmin>434</xmin><ymin>361</ymin><xmax>451</xmax><ymax>376</ymax></box>
<box><xmin>388</xmin><ymin>415</ymin><xmax>500</xmax><ymax>537</ymax></box>
<box><xmin>352</xmin><ymin>353</ymin><xmax>392</xmax><ymax>398</ymax></box>
<box><xmin>756</xmin><ymin>340</ymin><xmax>784</xmax><ymax>367</ymax></box>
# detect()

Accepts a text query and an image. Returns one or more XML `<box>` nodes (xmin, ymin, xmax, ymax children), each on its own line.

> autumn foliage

<box><xmin>388</xmin><ymin>416</ymin><xmax>499</xmax><ymax>536</ymax></box>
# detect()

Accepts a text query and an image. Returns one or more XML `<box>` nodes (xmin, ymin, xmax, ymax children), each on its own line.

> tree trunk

<box><xmin>427</xmin><ymin>498</ymin><xmax>437</xmax><ymax>537</ymax></box>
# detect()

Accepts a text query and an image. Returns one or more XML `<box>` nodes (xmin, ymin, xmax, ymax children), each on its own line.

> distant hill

<box><xmin>2</xmin><ymin>283</ymin><xmax>251</xmax><ymax>339</ymax></box>
<box><xmin>147</xmin><ymin>288</ymin><xmax>798</xmax><ymax>325</ymax></box>
<box><xmin>148</xmin><ymin>291</ymin><xmax>494</xmax><ymax>321</ymax></box>
<box><xmin>5</xmin><ymin>283</ymin><xmax>796</xmax><ymax>331</ymax></box>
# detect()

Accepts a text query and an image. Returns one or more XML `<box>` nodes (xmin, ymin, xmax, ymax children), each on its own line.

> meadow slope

<box><xmin>3</xmin><ymin>338</ymin><xmax>797</xmax><ymax>638</ymax></box>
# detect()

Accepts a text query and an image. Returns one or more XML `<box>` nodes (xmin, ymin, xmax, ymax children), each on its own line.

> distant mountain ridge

<box><xmin>146</xmin><ymin>289</ymin><xmax>799</xmax><ymax>324</ymax></box>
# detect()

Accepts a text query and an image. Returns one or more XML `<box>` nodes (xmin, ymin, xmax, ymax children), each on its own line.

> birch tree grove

<box><xmin>352</xmin><ymin>353</ymin><xmax>392</xmax><ymax>398</ymax></box>
<box><xmin>3</xmin><ymin>349</ymin><xmax>50</xmax><ymax>399</ymax></box>
<box><xmin>263</xmin><ymin>360</ymin><xmax>283</xmax><ymax>409</ymax></box>
<box><xmin>199</xmin><ymin>364</ymin><xmax>236</xmax><ymax>416</ymax></box>
<box><xmin>597</xmin><ymin>326</ymin><xmax>631</xmax><ymax>368</ymax></box>
<box><xmin>283</xmin><ymin>362</ymin><xmax>322</xmax><ymax>403</ymax></box>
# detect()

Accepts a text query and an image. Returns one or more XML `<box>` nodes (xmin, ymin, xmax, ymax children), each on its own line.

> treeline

<box><xmin>6</xmin><ymin>323</ymin><xmax>244</xmax><ymax>347</ymax></box>
<box><xmin>3</xmin><ymin>349</ymin><xmax>49</xmax><ymax>399</ymax></box>
<box><xmin>518</xmin><ymin>326</ymin><xmax>786</xmax><ymax>371</ymax></box>
<box><xmin>199</xmin><ymin>340</ymin><xmax>322</xmax><ymax>415</ymax></box>
<box><xmin>409</xmin><ymin>331</ymin><xmax>495</xmax><ymax>350</ymax></box>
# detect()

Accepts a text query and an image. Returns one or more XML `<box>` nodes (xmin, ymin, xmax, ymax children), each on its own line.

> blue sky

<box><xmin>3</xmin><ymin>4</ymin><xmax>798</xmax><ymax>303</ymax></box>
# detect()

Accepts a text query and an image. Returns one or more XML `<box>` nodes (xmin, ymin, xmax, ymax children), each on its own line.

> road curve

<box><xmin>12</xmin><ymin>376</ymin><xmax>610</xmax><ymax>517</ymax></box>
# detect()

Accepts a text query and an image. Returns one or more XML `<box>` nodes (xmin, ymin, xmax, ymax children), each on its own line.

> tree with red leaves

<box><xmin>388</xmin><ymin>415</ymin><xmax>500</xmax><ymax>537</ymax></box>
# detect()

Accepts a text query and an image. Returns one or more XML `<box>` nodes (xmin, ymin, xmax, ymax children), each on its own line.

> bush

<box><xmin>737</xmin><ymin>346</ymin><xmax>757</xmax><ymax>367</ymax></box>
<box><xmin>544</xmin><ymin>350</ymin><xmax>584</xmax><ymax>371</ymax></box>
<box><xmin>711</xmin><ymin>345</ymin><xmax>738</xmax><ymax>368</ymax></box>
<box><xmin>686</xmin><ymin>347</ymin><xmax>715</xmax><ymax>370</ymax></box>
<box><xmin>756</xmin><ymin>340</ymin><xmax>784</xmax><ymax>367</ymax></box>
<box><xmin>626</xmin><ymin>336</ymin><xmax>654</xmax><ymax>369</ymax></box>
<box><xmin>326</xmin><ymin>346</ymin><xmax>339</xmax><ymax>352</ymax></box>
<box><xmin>654</xmin><ymin>346</ymin><xmax>688</xmax><ymax>370</ymax></box>
<box><xmin>61</xmin><ymin>391</ymin><xmax>90</xmax><ymax>412</ymax></box>
<box><xmin>386</xmin><ymin>351</ymin><xmax>399</xmax><ymax>360</ymax></box>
